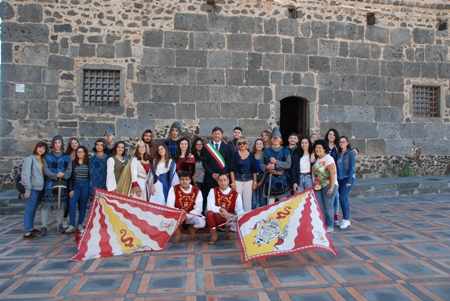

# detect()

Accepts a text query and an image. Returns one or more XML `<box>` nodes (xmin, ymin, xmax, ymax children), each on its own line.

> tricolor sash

<box><xmin>205</xmin><ymin>142</ymin><xmax>226</xmax><ymax>169</ymax></box>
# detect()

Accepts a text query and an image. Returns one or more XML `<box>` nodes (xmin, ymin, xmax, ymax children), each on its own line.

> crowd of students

<box><xmin>20</xmin><ymin>123</ymin><xmax>356</xmax><ymax>242</ymax></box>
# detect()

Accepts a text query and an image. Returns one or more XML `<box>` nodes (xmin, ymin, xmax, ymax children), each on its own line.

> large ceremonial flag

<box><xmin>237</xmin><ymin>188</ymin><xmax>338</xmax><ymax>263</ymax></box>
<box><xmin>69</xmin><ymin>189</ymin><xmax>185</xmax><ymax>262</ymax></box>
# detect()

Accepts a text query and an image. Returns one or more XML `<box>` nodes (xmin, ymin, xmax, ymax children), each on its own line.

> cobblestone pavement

<box><xmin>0</xmin><ymin>193</ymin><xmax>449</xmax><ymax>301</ymax></box>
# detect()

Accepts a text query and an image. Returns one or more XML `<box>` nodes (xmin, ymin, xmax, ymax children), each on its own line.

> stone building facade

<box><xmin>1</xmin><ymin>0</ymin><xmax>450</xmax><ymax>188</ymax></box>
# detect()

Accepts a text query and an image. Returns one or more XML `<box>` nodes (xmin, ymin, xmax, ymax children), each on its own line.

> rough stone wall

<box><xmin>1</xmin><ymin>0</ymin><xmax>449</xmax><ymax>187</ymax></box>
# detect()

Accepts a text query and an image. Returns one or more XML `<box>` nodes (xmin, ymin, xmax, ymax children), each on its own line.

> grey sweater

<box><xmin>21</xmin><ymin>155</ymin><xmax>44</xmax><ymax>193</ymax></box>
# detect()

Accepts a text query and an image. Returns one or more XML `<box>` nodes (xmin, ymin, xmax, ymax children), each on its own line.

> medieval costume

<box><xmin>148</xmin><ymin>159</ymin><xmax>179</xmax><ymax>205</ymax></box>
<box><xmin>89</xmin><ymin>138</ymin><xmax>108</xmax><ymax>195</ymax></box>
<box><xmin>129</xmin><ymin>156</ymin><xmax>151</xmax><ymax>201</ymax></box>
<box><xmin>259</xmin><ymin>128</ymin><xmax>292</xmax><ymax>205</ymax></box>
<box><xmin>164</xmin><ymin>122</ymin><xmax>182</xmax><ymax>159</ymax></box>
<box><xmin>115</xmin><ymin>141</ymin><xmax>150</xmax><ymax>201</ymax></box>
<box><xmin>166</xmin><ymin>182</ymin><xmax>205</xmax><ymax>243</ymax></box>
<box><xmin>103</xmin><ymin>125</ymin><xmax>116</xmax><ymax>157</ymax></box>
<box><xmin>106</xmin><ymin>155</ymin><xmax>129</xmax><ymax>192</ymax></box>
<box><xmin>206</xmin><ymin>185</ymin><xmax>244</xmax><ymax>244</ymax></box>
<box><xmin>42</xmin><ymin>135</ymin><xmax>72</xmax><ymax>235</ymax></box>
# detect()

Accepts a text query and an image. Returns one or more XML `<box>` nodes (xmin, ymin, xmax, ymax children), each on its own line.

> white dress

<box><xmin>129</xmin><ymin>157</ymin><xmax>150</xmax><ymax>201</ymax></box>
<box><xmin>149</xmin><ymin>159</ymin><xmax>179</xmax><ymax>206</ymax></box>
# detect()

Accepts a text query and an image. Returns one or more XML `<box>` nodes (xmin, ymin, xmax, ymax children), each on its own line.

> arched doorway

<box><xmin>279</xmin><ymin>97</ymin><xmax>308</xmax><ymax>146</ymax></box>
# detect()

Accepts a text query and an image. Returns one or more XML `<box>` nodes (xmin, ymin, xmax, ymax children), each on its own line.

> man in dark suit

<box><xmin>202</xmin><ymin>126</ymin><xmax>232</xmax><ymax>192</ymax></box>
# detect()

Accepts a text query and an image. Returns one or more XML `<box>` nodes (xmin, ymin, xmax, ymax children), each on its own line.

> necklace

<box><xmin>239</xmin><ymin>150</ymin><xmax>249</xmax><ymax>158</ymax></box>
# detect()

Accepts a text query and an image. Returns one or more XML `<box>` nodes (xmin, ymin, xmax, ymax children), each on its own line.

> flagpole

<box><xmin>212</xmin><ymin>215</ymin><xmax>236</xmax><ymax>230</ymax></box>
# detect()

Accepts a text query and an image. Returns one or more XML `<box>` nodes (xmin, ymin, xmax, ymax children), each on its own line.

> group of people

<box><xmin>20</xmin><ymin>122</ymin><xmax>356</xmax><ymax>243</ymax></box>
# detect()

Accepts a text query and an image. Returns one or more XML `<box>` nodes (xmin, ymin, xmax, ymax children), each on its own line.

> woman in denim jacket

<box><xmin>336</xmin><ymin>136</ymin><xmax>356</xmax><ymax>229</ymax></box>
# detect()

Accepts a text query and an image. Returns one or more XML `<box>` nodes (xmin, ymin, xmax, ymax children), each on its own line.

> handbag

<box><xmin>17</xmin><ymin>158</ymin><xmax>34</xmax><ymax>195</ymax></box>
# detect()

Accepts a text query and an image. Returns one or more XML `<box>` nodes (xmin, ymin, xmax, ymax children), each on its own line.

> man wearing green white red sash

<box><xmin>202</xmin><ymin>126</ymin><xmax>232</xmax><ymax>193</ymax></box>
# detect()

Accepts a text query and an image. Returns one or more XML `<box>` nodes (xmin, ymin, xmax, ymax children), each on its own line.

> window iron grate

<box><xmin>82</xmin><ymin>70</ymin><xmax>120</xmax><ymax>106</ymax></box>
<box><xmin>412</xmin><ymin>86</ymin><xmax>439</xmax><ymax>117</ymax></box>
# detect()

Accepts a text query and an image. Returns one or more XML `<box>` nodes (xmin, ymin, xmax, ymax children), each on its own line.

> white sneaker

<box><xmin>340</xmin><ymin>219</ymin><xmax>351</xmax><ymax>229</ymax></box>
<box><xmin>65</xmin><ymin>225</ymin><xmax>76</xmax><ymax>233</ymax></box>
<box><xmin>62</xmin><ymin>220</ymin><xmax>69</xmax><ymax>228</ymax></box>
<box><xmin>326</xmin><ymin>226</ymin><xmax>334</xmax><ymax>233</ymax></box>
<box><xmin>77</xmin><ymin>224</ymin><xmax>84</xmax><ymax>231</ymax></box>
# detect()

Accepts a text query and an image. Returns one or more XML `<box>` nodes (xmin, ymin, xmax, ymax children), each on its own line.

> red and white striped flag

<box><xmin>69</xmin><ymin>189</ymin><xmax>185</xmax><ymax>262</ymax></box>
<box><xmin>237</xmin><ymin>188</ymin><xmax>338</xmax><ymax>263</ymax></box>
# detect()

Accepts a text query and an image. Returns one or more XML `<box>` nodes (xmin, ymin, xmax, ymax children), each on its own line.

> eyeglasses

<box><xmin>238</xmin><ymin>141</ymin><xmax>248</xmax><ymax>145</ymax></box>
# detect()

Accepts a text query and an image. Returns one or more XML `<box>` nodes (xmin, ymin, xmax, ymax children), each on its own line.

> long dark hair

<box><xmin>191</xmin><ymin>137</ymin><xmax>204</xmax><ymax>161</ymax></box>
<box><xmin>154</xmin><ymin>143</ymin><xmax>170</xmax><ymax>170</ymax></box>
<box><xmin>338</xmin><ymin>136</ymin><xmax>352</xmax><ymax>153</ymax></box>
<box><xmin>65</xmin><ymin>137</ymin><xmax>80</xmax><ymax>154</ymax></box>
<box><xmin>252</xmin><ymin>138</ymin><xmax>264</xmax><ymax>154</ymax></box>
<box><xmin>325</xmin><ymin>128</ymin><xmax>340</xmax><ymax>145</ymax></box>
<box><xmin>75</xmin><ymin>146</ymin><xmax>89</xmax><ymax>165</ymax></box>
<box><xmin>175</xmin><ymin>137</ymin><xmax>191</xmax><ymax>161</ymax></box>
<box><xmin>32</xmin><ymin>141</ymin><xmax>49</xmax><ymax>155</ymax></box>
<box><xmin>112</xmin><ymin>141</ymin><xmax>127</xmax><ymax>157</ymax></box>
<box><xmin>298</xmin><ymin>136</ymin><xmax>312</xmax><ymax>156</ymax></box>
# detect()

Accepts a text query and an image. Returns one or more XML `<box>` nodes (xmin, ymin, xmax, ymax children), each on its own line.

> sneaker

<box><xmin>62</xmin><ymin>219</ymin><xmax>69</xmax><ymax>228</ymax></box>
<box><xmin>59</xmin><ymin>224</ymin><xmax>66</xmax><ymax>234</ymax></box>
<box><xmin>77</xmin><ymin>224</ymin><xmax>84</xmax><ymax>231</ymax></box>
<box><xmin>336</xmin><ymin>220</ymin><xmax>343</xmax><ymax>226</ymax></box>
<box><xmin>23</xmin><ymin>233</ymin><xmax>39</xmax><ymax>240</ymax></box>
<box><xmin>41</xmin><ymin>227</ymin><xmax>48</xmax><ymax>236</ymax></box>
<box><xmin>326</xmin><ymin>226</ymin><xmax>334</xmax><ymax>233</ymax></box>
<box><xmin>340</xmin><ymin>219</ymin><xmax>351</xmax><ymax>229</ymax></box>
<box><xmin>65</xmin><ymin>225</ymin><xmax>76</xmax><ymax>234</ymax></box>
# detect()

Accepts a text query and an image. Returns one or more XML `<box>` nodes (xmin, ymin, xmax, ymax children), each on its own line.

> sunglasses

<box><xmin>238</xmin><ymin>141</ymin><xmax>248</xmax><ymax>145</ymax></box>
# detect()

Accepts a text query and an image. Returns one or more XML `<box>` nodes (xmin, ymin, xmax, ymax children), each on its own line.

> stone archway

<box><xmin>279</xmin><ymin>96</ymin><xmax>309</xmax><ymax>145</ymax></box>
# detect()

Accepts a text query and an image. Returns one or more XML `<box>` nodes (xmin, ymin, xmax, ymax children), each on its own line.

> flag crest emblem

<box><xmin>237</xmin><ymin>188</ymin><xmax>337</xmax><ymax>263</ymax></box>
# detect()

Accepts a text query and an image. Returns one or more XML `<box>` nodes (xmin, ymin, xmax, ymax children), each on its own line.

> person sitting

<box><xmin>166</xmin><ymin>171</ymin><xmax>205</xmax><ymax>243</ymax></box>
<box><xmin>206</xmin><ymin>173</ymin><xmax>244</xmax><ymax>245</ymax></box>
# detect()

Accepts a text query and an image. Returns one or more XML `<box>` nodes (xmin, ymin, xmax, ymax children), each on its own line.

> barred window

<box><xmin>83</xmin><ymin>70</ymin><xmax>120</xmax><ymax>106</ymax></box>
<box><xmin>412</xmin><ymin>85</ymin><xmax>440</xmax><ymax>117</ymax></box>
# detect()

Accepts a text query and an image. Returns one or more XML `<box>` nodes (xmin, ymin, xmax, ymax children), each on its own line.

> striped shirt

<box><xmin>74</xmin><ymin>164</ymin><xmax>89</xmax><ymax>179</ymax></box>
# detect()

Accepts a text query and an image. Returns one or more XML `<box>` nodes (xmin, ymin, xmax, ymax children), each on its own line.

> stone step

<box><xmin>1</xmin><ymin>176</ymin><xmax>449</xmax><ymax>214</ymax></box>
<box><xmin>349</xmin><ymin>176</ymin><xmax>450</xmax><ymax>199</ymax></box>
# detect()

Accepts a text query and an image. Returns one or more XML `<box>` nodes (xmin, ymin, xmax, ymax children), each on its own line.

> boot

<box><xmin>209</xmin><ymin>229</ymin><xmax>218</xmax><ymax>245</ymax></box>
<box><xmin>225</xmin><ymin>227</ymin><xmax>233</xmax><ymax>240</ymax></box>
<box><xmin>188</xmin><ymin>225</ymin><xmax>197</xmax><ymax>240</ymax></box>
<box><xmin>173</xmin><ymin>227</ymin><xmax>183</xmax><ymax>244</ymax></box>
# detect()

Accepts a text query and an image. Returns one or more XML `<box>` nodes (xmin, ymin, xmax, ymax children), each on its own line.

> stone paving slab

<box><xmin>0</xmin><ymin>193</ymin><xmax>449</xmax><ymax>300</ymax></box>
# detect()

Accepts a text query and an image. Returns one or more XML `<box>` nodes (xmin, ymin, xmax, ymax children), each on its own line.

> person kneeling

<box><xmin>206</xmin><ymin>173</ymin><xmax>244</xmax><ymax>245</ymax></box>
<box><xmin>166</xmin><ymin>171</ymin><xmax>205</xmax><ymax>243</ymax></box>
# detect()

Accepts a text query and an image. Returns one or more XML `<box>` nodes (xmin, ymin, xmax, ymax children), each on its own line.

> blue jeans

<box><xmin>314</xmin><ymin>184</ymin><xmax>337</xmax><ymax>228</ymax></box>
<box><xmin>23</xmin><ymin>189</ymin><xmax>42</xmax><ymax>234</ymax></box>
<box><xmin>69</xmin><ymin>178</ymin><xmax>89</xmax><ymax>226</ymax></box>
<box><xmin>338</xmin><ymin>177</ymin><xmax>354</xmax><ymax>220</ymax></box>
<box><xmin>297</xmin><ymin>174</ymin><xmax>313</xmax><ymax>192</ymax></box>
<box><xmin>333</xmin><ymin>189</ymin><xmax>340</xmax><ymax>214</ymax></box>
<box><xmin>252</xmin><ymin>186</ymin><xmax>266</xmax><ymax>209</ymax></box>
